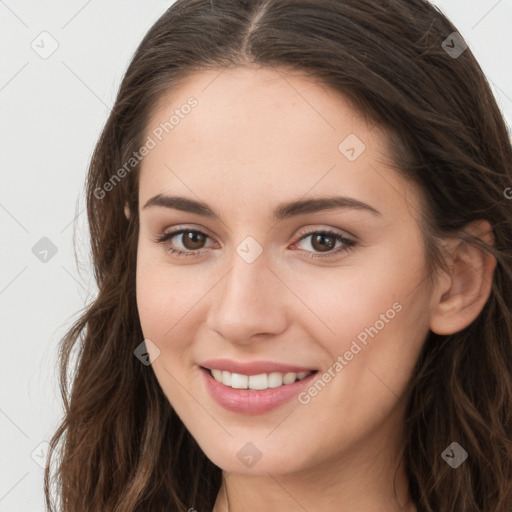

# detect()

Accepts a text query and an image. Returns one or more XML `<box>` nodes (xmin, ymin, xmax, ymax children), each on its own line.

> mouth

<box><xmin>203</xmin><ymin>366</ymin><xmax>315</xmax><ymax>391</ymax></box>
<box><xmin>199</xmin><ymin>364</ymin><xmax>319</xmax><ymax>415</ymax></box>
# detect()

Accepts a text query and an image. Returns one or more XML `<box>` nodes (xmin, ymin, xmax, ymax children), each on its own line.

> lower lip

<box><xmin>200</xmin><ymin>366</ymin><xmax>317</xmax><ymax>415</ymax></box>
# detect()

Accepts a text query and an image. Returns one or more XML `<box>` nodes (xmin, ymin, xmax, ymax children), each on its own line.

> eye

<box><xmin>155</xmin><ymin>228</ymin><xmax>215</xmax><ymax>258</ymax></box>
<box><xmin>155</xmin><ymin>227</ymin><xmax>357</xmax><ymax>259</ymax></box>
<box><xmin>291</xmin><ymin>229</ymin><xmax>357</xmax><ymax>259</ymax></box>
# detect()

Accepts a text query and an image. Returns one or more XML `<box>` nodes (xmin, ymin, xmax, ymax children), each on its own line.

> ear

<box><xmin>124</xmin><ymin>202</ymin><xmax>131</xmax><ymax>220</ymax></box>
<box><xmin>430</xmin><ymin>220</ymin><xmax>496</xmax><ymax>335</ymax></box>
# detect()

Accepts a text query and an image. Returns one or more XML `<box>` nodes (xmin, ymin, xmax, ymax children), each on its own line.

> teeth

<box><xmin>222</xmin><ymin>370</ymin><xmax>231</xmax><ymax>386</ymax></box>
<box><xmin>231</xmin><ymin>372</ymin><xmax>248</xmax><ymax>389</ymax></box>
<box><xmin>208</xmin><ymin>369</ymin><xmax>313</xmax><ymax>390</ymax></box>
<box><xmin>249</xmin><ymin>373</ymin><xmax>268</xmax><ymax>390</ymax></box>
<box><xmin>283</xmin><ymin>372</ymin><xmax>296</xmax><ymax>385</ymax></box>
<box><xmin>268</xmin><ymin>372</ymin><xmax>283</xmax><ymax>388</ymax></box>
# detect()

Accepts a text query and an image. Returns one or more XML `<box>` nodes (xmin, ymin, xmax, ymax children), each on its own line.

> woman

<box><xmin>45</xmin><ymin>0</ymin><xmax>512</xmax><ymax>511</ymax></box>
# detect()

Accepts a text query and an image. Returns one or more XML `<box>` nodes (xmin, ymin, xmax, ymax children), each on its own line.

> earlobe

<box><xmin>429</xmin><ymin>220</ymin><xmax>496</xmax><ymax>335</ymax></box>
<box><xmin>124</xmin><ymin>203</ymin><xmax>131</xmax><ymax>220</ymax></box>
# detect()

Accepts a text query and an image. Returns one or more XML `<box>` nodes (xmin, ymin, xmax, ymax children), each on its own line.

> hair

<box><xmin>45</xmin><ymin>0</ymin><xmax>512</xmax><ymax>511</ymax></box>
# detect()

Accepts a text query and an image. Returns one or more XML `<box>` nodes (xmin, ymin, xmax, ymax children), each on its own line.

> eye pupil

<box><xmin>183</xmin><ymin>231</ymin><xmax>206</xmax><ymax>250</ymax></box>
<box><xmin>311</xmin><ymin>233</ymin><xmax>335</xmax><ymax>252</ymax></box>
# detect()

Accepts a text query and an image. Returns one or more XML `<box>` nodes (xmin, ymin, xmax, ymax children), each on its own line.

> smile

<box><xmin>199</xmin><ymin>363</ymin><xmax>319</xmax><ymax>415</ymax></box>
<box><xmin>208</xmin><ymin>368</ymin><xmax>313</xmax><ymax>390</ymax></box>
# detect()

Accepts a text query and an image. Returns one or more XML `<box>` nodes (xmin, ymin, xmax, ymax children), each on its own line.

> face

<box><xmin>135</xmin><ymin>66</ymin><xmax>435</xmax><ymax>476</ymax></box>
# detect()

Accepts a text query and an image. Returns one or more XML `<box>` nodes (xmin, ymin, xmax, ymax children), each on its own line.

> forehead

<box><xmin>145</xmin><ymin>66</ymin><xmax>371</xmax><ymax>153</ymax></box>
<box><xmin>138</xmin><ymin>66</ymin><xmax>419</xmax><ymax>222</ymax></box>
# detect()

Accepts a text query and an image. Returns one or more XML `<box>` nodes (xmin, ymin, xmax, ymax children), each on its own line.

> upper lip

<box><xmin>200</xmin><ymin>358</ymin><xmax>317</xmax><ymax>376</ymax></box>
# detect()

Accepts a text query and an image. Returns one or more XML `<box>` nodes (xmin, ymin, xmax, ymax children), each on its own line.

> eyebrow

<box><xmin>142</xmin><ymin>194</ymin><xmax>382</xmax><ymax>220</ymax></box>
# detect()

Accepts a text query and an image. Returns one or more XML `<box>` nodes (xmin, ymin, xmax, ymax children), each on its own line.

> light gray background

<box><xmin>1</xmin><ymin>1</ymin><xmax>511</xmax><ymax>510</ymax></box>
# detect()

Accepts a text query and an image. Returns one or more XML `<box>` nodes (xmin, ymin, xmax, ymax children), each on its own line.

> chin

<box><xmin>195</xmin><ymin>435</ymin><xmax>315</xmax><ymax>477</ymax></box>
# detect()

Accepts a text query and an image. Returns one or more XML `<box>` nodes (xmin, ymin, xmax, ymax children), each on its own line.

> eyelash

<box><xmin>155</xmin><ymin>227</ymin><xmax>357</xmax><ymax>260</ymax></box>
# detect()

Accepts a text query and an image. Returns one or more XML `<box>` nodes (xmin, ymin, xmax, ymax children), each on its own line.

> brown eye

<box><xmin>181</xmin><ymin>231</ymin><xmax>207</xmax><ymax>250</ymax></box>
<box><xmin>156</xmin><ymin>229</ymin><xmax>213</xmax><ymax>258</ymax></box>
<box><xmin>293</xmin><ymin>229</ymin><xmax>356</xmax><ymax>259</ymax></box>
<box><xmin>156</xmin><ymin>227</ymin><xmax>356</xmax><ymax>260</ymax></box>
<box><xmin>310</xmin><ymin>233</ymin><xmax>337</xmax><ymax>252</ymax></box>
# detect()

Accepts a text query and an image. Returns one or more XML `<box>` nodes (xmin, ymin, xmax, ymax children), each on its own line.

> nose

<box><xmin>205</xmin><ymin>248</ymin><xmax>288</xmax><ymax>345</ymax></box>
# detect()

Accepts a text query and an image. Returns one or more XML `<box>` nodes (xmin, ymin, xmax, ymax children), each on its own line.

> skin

<box><xmin>133</xmin><ymin>66</ymin><xmax>496</xmax><ymax>512</ymax></box>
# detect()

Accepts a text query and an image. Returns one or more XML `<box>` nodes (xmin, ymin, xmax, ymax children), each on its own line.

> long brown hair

<box><xmin>45</xmin><ymin>1</ymin><xmax>512</xmax><ymax>510</ymax></box>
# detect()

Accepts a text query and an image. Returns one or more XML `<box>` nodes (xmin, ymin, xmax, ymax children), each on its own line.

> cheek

<box><xmin>135</xmin><ymin>250</ymin><xmax>201</xmax><ymax>408</ymax></box>
<box><xmin>136</xmin><ymin>249</ymin><xmax>182</xmax><ymax>364</ymax></box>
<box><xmin>135</xmin><ymin>245</ymin><xmax>217</xmax><ymax>369</ymax></box>
<box><xmin>290</xmin><ymin>242</ymin><xmax>431</xmax><ymax>398</ymax></box>
<box><xmin>289</xmin><ymin>277</ymin><xmax>429</xmax><ymax>461</ymax></box>
<box><xmin>290</xmin><ymin>250</ymin><xmax>427</xmax><ymax>350</ymax></box>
